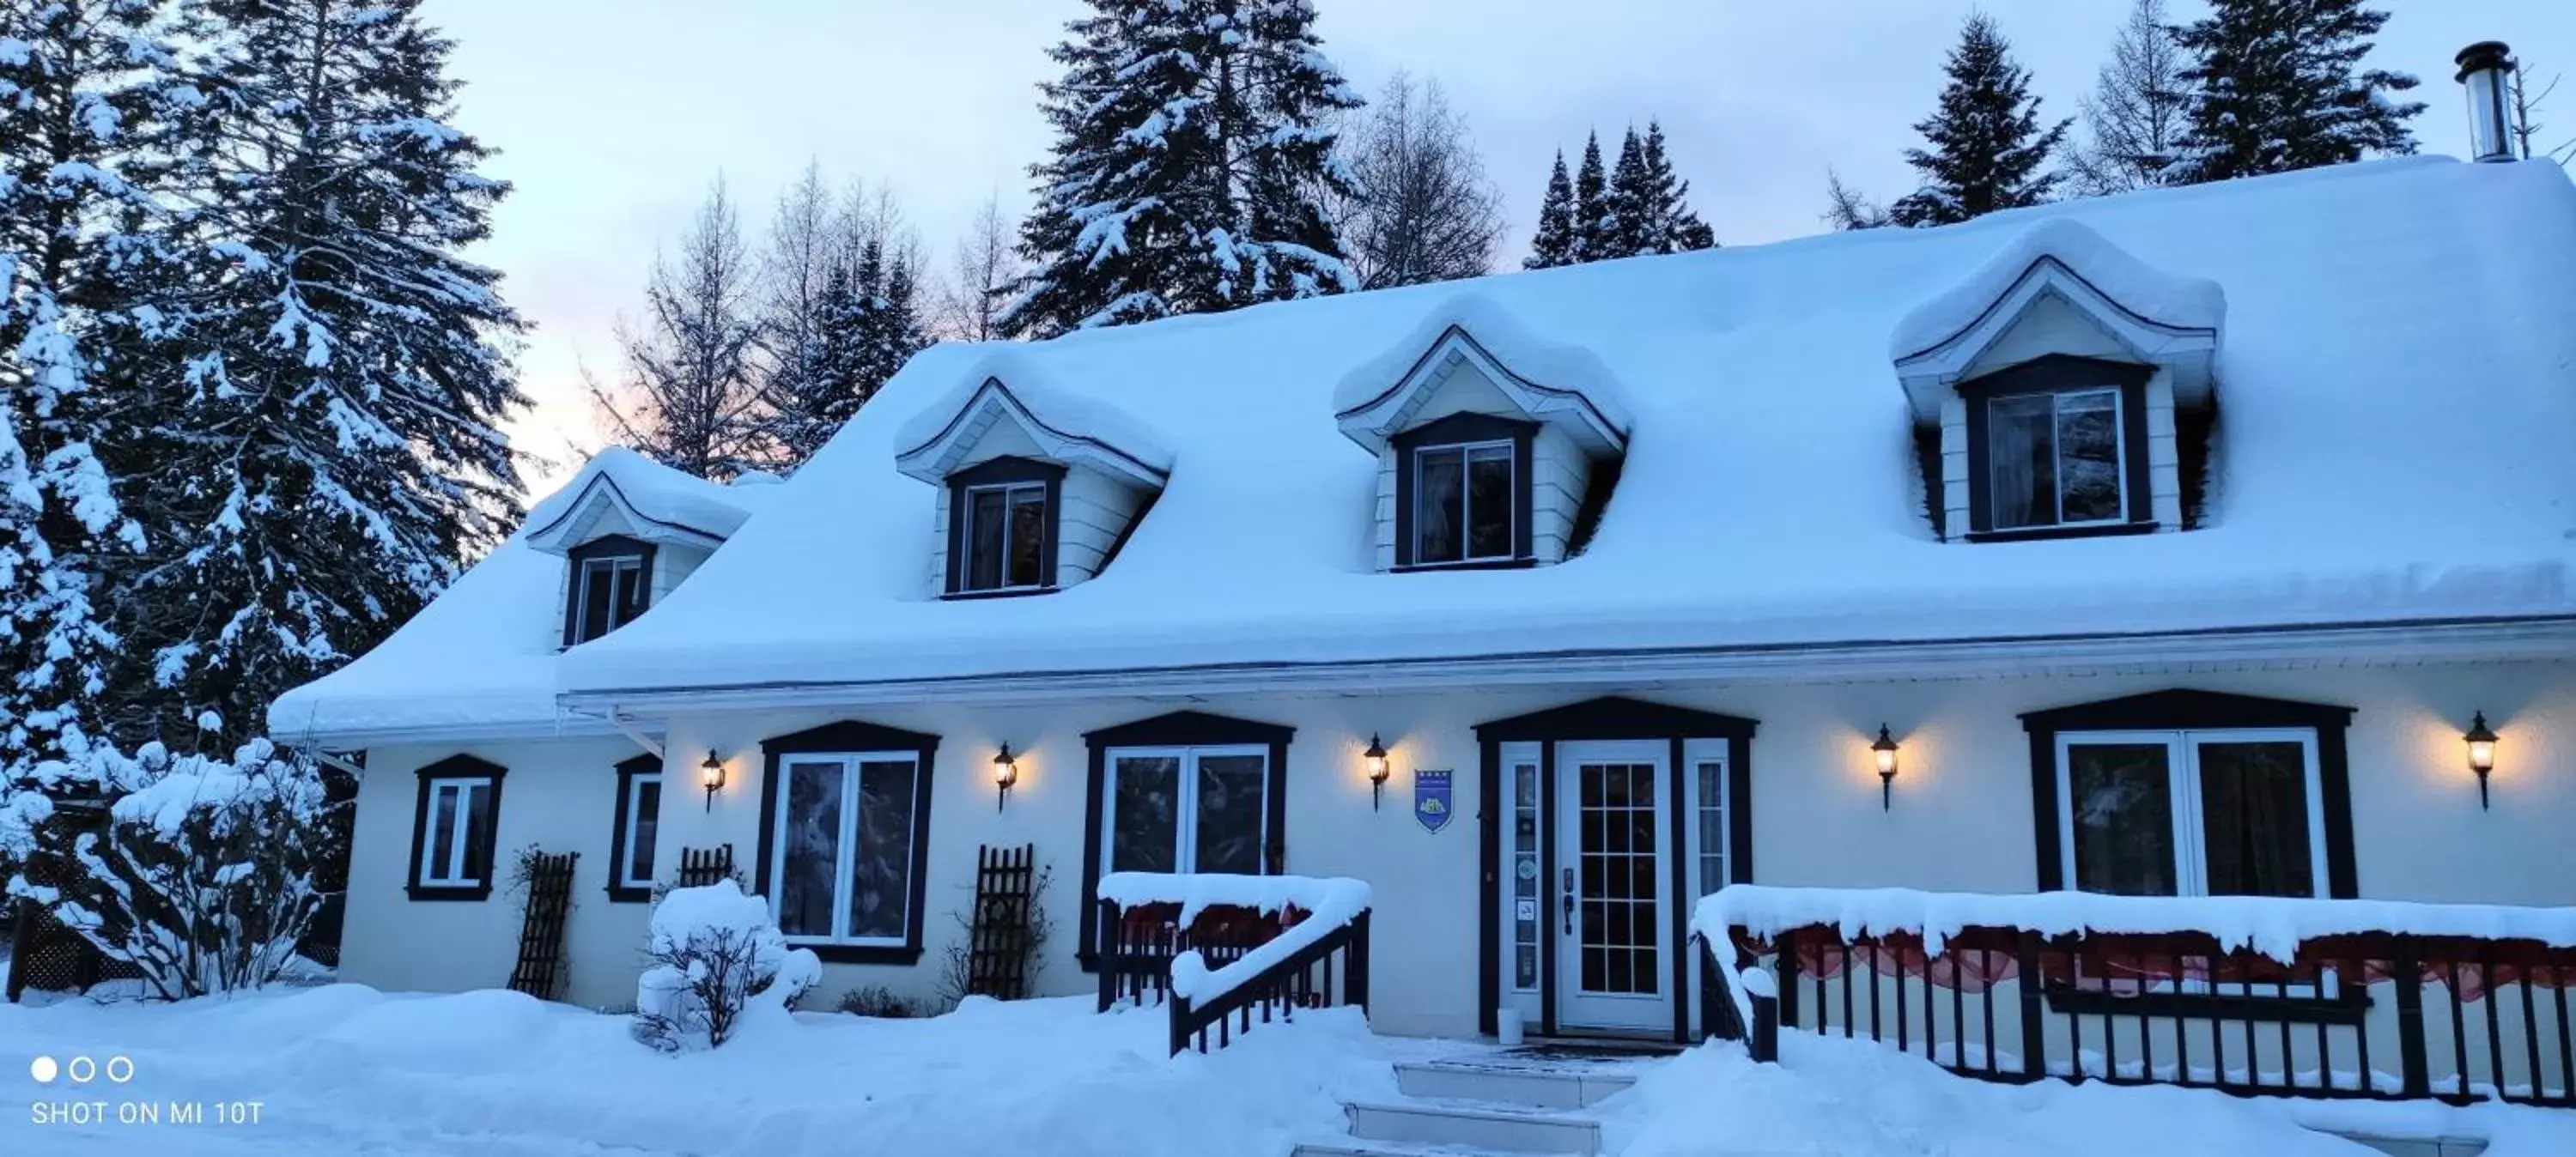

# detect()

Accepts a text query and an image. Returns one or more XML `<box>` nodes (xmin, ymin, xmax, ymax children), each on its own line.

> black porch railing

<box><xmin>1094</xmin><ymin>897</ymin><xmax>1371</xmax><ymax>1056</ymax></box>
<box><xmin>1712</xmin><ymin>918</ymin><xmax>2576</xmax><ymax>1108</ymax></box>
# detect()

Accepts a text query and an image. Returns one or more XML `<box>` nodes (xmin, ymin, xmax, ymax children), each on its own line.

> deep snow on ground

<box><xmin>5</xmin><ymin>985</ymin><xmax>2574</xmax><ymax>1155</ymax></box>
<box><xmin>0</xmin><ymin>986</ymin><xmax>1412</xmax><ymax>1156</ymax></box>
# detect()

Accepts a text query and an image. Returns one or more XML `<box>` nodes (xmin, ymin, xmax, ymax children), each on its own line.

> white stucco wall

<box><xmin>340</xmin><ymin>659</ymin><xmax>2575</xmax><ymax>1039</ymax></box>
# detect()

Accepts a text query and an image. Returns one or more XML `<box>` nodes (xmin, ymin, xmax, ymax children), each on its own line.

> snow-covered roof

<box><xmin>278</xmin><ymin>159</ymin><xmax>2576</xmax><ymax>739</ymax></box>
<box><xmin>266</xmin><ymin>452</ymin><xmax>779</xmax><ymax>741</ymax></box>
<box><xmin>894</xmin><ymin>348</ymin><xmax>1174</xmax><ymax>488</ymax></box>
<box><xmin>1331</xmin><ymin>293</ymin><xmax>1631</xmax><ymax>455</ymax></box>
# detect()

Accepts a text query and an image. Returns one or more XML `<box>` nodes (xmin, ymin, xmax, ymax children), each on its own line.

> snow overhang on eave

<box><xmin>556</xmin><ymin>614</ymin><xmax>2576</xmax><ymax>720</ymax></box>
<box><xmin>893</xmin><ymin>374</ymin><xmax>1172</xmax><ymax>491</ymax></box>
<box><xmin>1333</xmin><ymin>296</ymin><xmax>1631</xmax><ymax>457</ymax></box>
<box><xmin>1890</xmin><ymin>218</ymin><xmax>2225</xmax><ymax>422</ymax></box>
<box><xmin>521</xmin><ymin>469</ymin><xmax>735</xmax><ymax>555</ymax></box>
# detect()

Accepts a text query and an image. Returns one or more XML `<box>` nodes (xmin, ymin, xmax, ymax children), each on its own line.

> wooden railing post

<box><xmin>1095</xmin><ymin>899</ymin><xmax>1121</xmax><ymax>1013</ymax></box>
<box><xmin>1750</xmin><ymin>988</ymin><xmax>1781</xmax><ymax>1063</ymax></box>
<box><xmin>2393</xmin><ymin>935</ymin><xmax>2431</xmax><ymax>1099</ymax></box>
<box><xmin>1347</xmin><ymin>910</ymin><xmax>1371</xmax><ymax>1015</ymax></box>
<box><xmin>2016</xmin><ymin>930</ymin><xmax>2047</xmax><ymax>1081</ymax></box>
<box><xmin>1776</xmin><ymin>928</ymin><xmax>1801</xmax><ymax>1033</ymax></box>
<box><xmin>1170</xmin><ymin>992</ymin><xmax>1194</xmax><ymax>1056</ymax></box>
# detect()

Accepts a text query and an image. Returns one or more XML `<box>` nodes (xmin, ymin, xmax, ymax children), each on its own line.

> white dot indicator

<box><xmin>30</xmin><ymin>1056</ymin><xmax>58</xmax><ymax>1083</ymax></box>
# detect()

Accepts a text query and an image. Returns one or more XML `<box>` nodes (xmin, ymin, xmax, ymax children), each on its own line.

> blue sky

<box><xmin>422</xmin><ymin>0</ymin><xmax>2574</xmax><ymax>482</ymax></box>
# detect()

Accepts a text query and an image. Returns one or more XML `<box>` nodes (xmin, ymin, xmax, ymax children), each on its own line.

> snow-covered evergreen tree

<box><xmin>0</xmin><ymin>0</ymin><xmax>172</xmax><ymax>774</ymax></box>
<box><xmin>2167</xmin><ymin>0</ymin><xmax>2422</xmax><ymax>185</ymax></box>
<box><xmin>1890</xmin><ymin>14</ymin><xmax>2070</xmax><ymax>227</ymax></box>
<box><xmin>1600</xmin><ymin>127</ymin><xmax>1651</xmax><ymax>258</ymax></box>
<box><xmin>767</xmin><ymin>233</ymin><xmax>920</xmax><ymax>468</ymax></box>
<box><xmin>1620</xmin><ymin>122</ymin><xmax>1716</xmax><ymax>254</ymax></box>
<box><xmin>1522</xmin><ymin>151</ymin><xmax>1578</xmax><ymax>270</ymax></box>
<box><xmin>591</xmin><ymin>180</ymin><xmax>765</xmax><ymax>480</ymax></box>
<box><xmin>1570</xmin><ymin>132</ymin><xmax>1609</xmax><ymax>262</ymax></box>
<box><xmin>120</xmin><ymin>0</ymin><xmax>528</xmax><ymax>744</ymax></box>
<box><xmin>1003</xmin><ymin>0</ymin><xmax>1361</xmax><ymax>339</ymax></box>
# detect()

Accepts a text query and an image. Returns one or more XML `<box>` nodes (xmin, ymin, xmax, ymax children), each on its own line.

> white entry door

<box><xmin>1554</xmin><ymin>742</ymin><xmax>1672</xmax><ymax>1033</ymax></box>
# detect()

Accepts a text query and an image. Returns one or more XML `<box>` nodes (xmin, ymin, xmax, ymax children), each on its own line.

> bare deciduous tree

<box><xmin>588</xmin><ymin>179</ymin><xmax>769</xmax><ymax>480</ymax></box>
<box><xmin>2069</xmin><ymin>0</ymin><xmax>2190</xmax><ymax>196</ymax></box>
<box><xmin>1821</xmin><ymin>169</ymin><xmax>1890</xmax><ymax>231</ymax></box>
<box><xmin>1331</xmin><ymin>72</ymin><xmax>1504</xmax><ymax>289</ymax></box>
<box><xmin>937</xmin><ymin>194</ymin><xmax>1023</xmax><ymax>343</ymax></box>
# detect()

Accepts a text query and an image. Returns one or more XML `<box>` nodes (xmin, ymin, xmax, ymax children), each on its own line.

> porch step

<box><xmin>1393</xmin><ymin>1060</ymin><xmax>1637</xmax><ymax>1109</ymax></box>
<box><xmin>1343</xmin><ymin>1099</ymin><xmax>1602</xmax><ymax>1155</ymax></box>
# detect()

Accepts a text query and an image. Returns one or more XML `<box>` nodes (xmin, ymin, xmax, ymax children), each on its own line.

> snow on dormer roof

<box><xmin>894</xmin><ymin>348</ymin><xmax>1173</xmax><ymax>488</ymax></box>
<box><xmin>1331</xmin><ymin>293</ymin><xmax>1631</xmax><ymax>455</ymax></box>
<box><xmin>522</xmin><ymin>446</ymin><xmax>764</xmax><ymax>554</ymax></box>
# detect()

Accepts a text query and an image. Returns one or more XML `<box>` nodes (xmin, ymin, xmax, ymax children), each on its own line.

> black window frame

<box><xmin>1076</xmin><ymin>710</ymin><xmax>1295</xmax><ymax>972</ymax></box>
<box><xmin>1393</xmin><ymin>412</ymin><xmax>1536</xmax><ymax>570</ymax></box>
<box><xmin>562</xmin><ymin>534</ymin><xmax>657</xmax><ymax>646</ymax></box>
<box><xmin>944</xmin><ymin>457</ymin><xmax>1066</xmax><ymax>598</ymax></box>
<box><xmin>752</xmin><ymin>719</ymin><xmax>940</xmax><ymax>965</ymax></box>
<box><xmin>1960</xmin><ymin>354</ymin><xmax>2156</xmax><ymax>542</ymax></box>
<box><xmin>605</xmin><ymin>753</ymin><xmax>662</xmax><ymax>904</ymax></box>
<box><xmin>404</xmin><ymin>754</ymin><xmax>507</xmax><ymax>902</ymax></box>
<box><xmin>2022</xmin><ymin>689</ymin><xmax>2358</xmax><ymax>900</ymax></box>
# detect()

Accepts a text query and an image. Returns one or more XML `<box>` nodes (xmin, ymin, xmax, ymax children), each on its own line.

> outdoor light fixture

<box><xmin>700</xmin><ymin>750</ymin><xmax>726</xmax><ymax>812</ymax></box>
<box><xmin>1872</xmin><ymin>725</ymin><xmax>1900</xmax><ymax>810</ymax></box>
<box><xmin>1364</xmin><ymin>734</ymin><xmax>1390</xmax><ymax>811</ymax></box>
<box><xmin>2464</xmin><ymin>712</ymin><xmax>2499</xmax><ymax>810</ymax></box>
<box><xmin>993</xmin><ymin>744</ymin><xmax>1019</xmax><ymax>812</ymax></box>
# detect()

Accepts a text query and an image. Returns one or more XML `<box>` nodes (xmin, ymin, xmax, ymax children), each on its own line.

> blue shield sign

<box><xmin>1413</xmin><ymin>769</ymin><xmax>1454</xmax><ymax>834</ymax></box>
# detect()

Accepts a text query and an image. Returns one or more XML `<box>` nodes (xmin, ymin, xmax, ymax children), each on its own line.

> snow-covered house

<box><xmin>272</xmin><ymin>156</ymin><xmax>2576</xmax><ymax>1043</ymax></box>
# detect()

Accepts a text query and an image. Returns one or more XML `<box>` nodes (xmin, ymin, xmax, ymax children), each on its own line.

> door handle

<box><xmin>1560</xmin><ymin>867</ymin><xmax>1574</xmax><ymax>935</ymax></box>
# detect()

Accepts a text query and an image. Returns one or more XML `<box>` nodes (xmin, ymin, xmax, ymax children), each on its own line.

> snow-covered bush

<box><xmin>634</xmin><ymin>881</ymin><xmax>820</xmax><ymax>1051</ymax></box>
<box><xmin>3</xmin><ymin>738</ymin><xmax>340</xmax><ymax>1000</ymax></box>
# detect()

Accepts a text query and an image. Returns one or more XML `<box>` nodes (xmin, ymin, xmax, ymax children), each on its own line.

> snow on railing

<box><xmin>1094</xmin><ymin>872</ymin><xmax>1373</xmax><ymax>1055</ymax></box>
<box><xmin>1694</xmin><ymin>885</ymin><xmax>2576</xmax><ymax>966</ymax></box>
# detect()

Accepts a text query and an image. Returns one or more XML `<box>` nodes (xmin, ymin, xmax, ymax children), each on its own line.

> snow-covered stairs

<box><xmin>1292</xmin><ymin>1057</ymin><xmax>1639</xmax><ymax>1156</ymax></box>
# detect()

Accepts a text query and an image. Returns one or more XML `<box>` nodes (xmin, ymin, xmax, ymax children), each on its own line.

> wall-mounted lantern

<box><xmin>700</xmin><ymin>750</ymin><xmax>726</xmax><ymax>812</ymax></box>
<box><xmin>2464</xmin><ymin>712</ymin><xmax>2498</xmax><ymax>810</ymax></box>
<box><xmin>993</xmin><ymin>744</ymin><xmax>1019</xmax><ymax>812</ymax></box>
<box><xmin>1364</xmin><ymin>734</ymin><xmax>1390</xmax><ymax>811</ymax></box>
<box><xmin>1871</xmin><ymin>725</ymin><xmax>1900</xmax><ymax>811</ymax></box>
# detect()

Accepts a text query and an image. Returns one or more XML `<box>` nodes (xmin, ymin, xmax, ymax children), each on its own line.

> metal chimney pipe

<box><xmin>2455</xmin><ymin>41</ymin><xmax>2517</xmax><ymax>163</ymax></box>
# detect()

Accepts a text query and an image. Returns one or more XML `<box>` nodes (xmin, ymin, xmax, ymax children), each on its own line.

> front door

<box><xmin>1553</xmin><ymin>742</ymin><xmax>1672</xmax><ymax>1033</ymax></box>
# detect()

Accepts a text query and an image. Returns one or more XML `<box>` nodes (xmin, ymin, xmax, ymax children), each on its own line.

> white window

<box><xmin>963</xmin><ymin>482</ymin><xmax>1048</xmax><ymax>591</ymax></box>
<box><xmin>573</xmin><ymin>554</ymin><xmax>647</xmax><ymax>643</ymax></box>
<box><xmin>769</xmin><ymin>752</ymin><xmax>920</xmax><ymax>946</ymax></box>
<box><xmin>2055</xmin><ymin>729</ymin><xmax>2326</xmax><ymax>899</ymax></box>
<box><xmin>1986</xmin><ymin>387</ymin><xmax>2125</xmax><ymax>530</ymax></box>
<box><xmin>1413</xmin><ymin>440</ymin><xmax>1516</xmax><ymax>564</ymax></box>
<box><xmin>616</xmin><ymin>772</ymin><xmax>662</xmax><ymax>892</ymax></box>
<box><xmin>418</xmin><ymin>778</ymin><xmax>495</xmax><ymax>889</ymax></box>
<box><xmin>1690</xmin><ymin>753</ymin><xmax>1728</xmax><ymax>899</ymax></box>
<box><xmin>1102</xmin><ymin>746</ymin><xmax>1269</xmax><ymax>876</ymax></box>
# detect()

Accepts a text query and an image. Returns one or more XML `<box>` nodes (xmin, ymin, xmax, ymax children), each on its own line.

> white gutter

<box><xmin>562</xmin><ymin>614</ymin><xmax>2576</xmax><ymax>721</ymax></box>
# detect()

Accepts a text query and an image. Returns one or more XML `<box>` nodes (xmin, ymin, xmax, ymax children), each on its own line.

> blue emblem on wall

<box><xmin>1414</xmin><ymin>769</ymin><xmax>1454</xmax><ymax>834</ymax></box>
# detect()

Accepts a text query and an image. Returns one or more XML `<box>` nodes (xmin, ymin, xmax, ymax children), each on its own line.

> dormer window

<box><xmin>1964</xmin><ymin>357</ymin><xmax>2152</xmax><ymax>539</ymax></box>
<box><xmin>1395</xmin><ymin>414</ymin><xmax>1534</xmax><ymax>568</ymax></box>
<box><xmin>948</xmin><ymin>458</ymin><xmax>1063</xmax><ymax>597</ymax></box>
<box><xmin>564</xmin><ymin>536</ymin><xmax>655</xmax><ymax>645</ymax></box>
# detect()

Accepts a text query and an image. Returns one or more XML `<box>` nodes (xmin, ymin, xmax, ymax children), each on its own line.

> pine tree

<box><xmin>2167</xmin><ymin>0</ymin><xmax>2423</xmax><ymax>185</ymax></box>
<box><xmin>1571</xmin><ymin>132</ymin><xmax>1610</xmax><ymax>261</ymax></box>
<box><xmin>125</xmin><ymin>0</ymin><xmax>529</xmax><ymax>744</ymax></box>
<box><xmin>1003</xmin><ymin>0</ymin><xmax>1360</xmax><ymax>339</ymax></box>
<box><xmin>1600</xmin><ymin>127</ymin><xmax>1652</xmax><ymax>258</ymax></box>
<box><xmin>1522</xmin><ymin>152</ymin><xmax>1579</xmax><ymax>270</ymax></box>
<box><xmin>1633</xmin><ymin>122</ymin><xmax>1716</xmax><ymax>252</ymax></box>
<box><xmin>0</xmin><ymin>0</ymin><xmax>169</xmax><ymax>776</ymax></box>
<box><xmin>1890</xmin><ymin>14</ymin><xmax>2071</xmax><ymax>227</ymax></box>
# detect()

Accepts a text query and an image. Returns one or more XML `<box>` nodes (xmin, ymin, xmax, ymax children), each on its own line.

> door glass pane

<box><xmin>968</xmin><ymin>488</ymin><xmax>1006</xmax><ymax>591</ymax></box>
<box><xmin>2056</xmin><ymin>390</ymin><xmax>2123</xmax><ymax>523</ymax></box>
<box><xmin>2196</xmin><ymin>741</ymin><xmax>2315</xmax><ymax>898</ymax></box>
<box><xmin>1007</xmin><ymin>487</ymin><xmax>1046</xmax><ymax>587</ymax></box>
<box><xmin>1415</xmin><ymin>447</ymin><xmax>1463</xmax><ymax>564</ymax></box>
<box><xmin>579</xmin><ymin>560</ymin><xmax>617</xmax><ymax>640</ymax></box>
<box><xmin>1987</xmin><ymin>394</ymin><xmax>2057</xmax><ymax>529</ymax></box>
<box><xmin>1696</xmin><ymin>760</ymin><xmax>1725</xmax><ymax>896</ymax></box>
<box><xmin>1194</xmin><ymin>753</ymin><xmax>1267</xmax><ymax>875</ymax></box>
<box><xmin>777</xmin><ymin>760</ymin><xmax>845</xmax><ymax>936</ymax></box>
<box><xmin>427</xmin><ymin>784</ymin><xmax>461</xmax><ymax>880</ymax></box>
<box><xmin>1511</xmin><ymin>760</ymin><xmax>1540</xmax><ymax>990</ymax></box>
<box><xmin>1467</xmin><ymin>444</ymin><xmax>1513</xmax><ymax>559</ymax></box>
<box><xmin>1109</xmin><ymin>755</ymin><xmax>1180</xmax><ymax>874</ymax></box>
<box><xmin>1577</xmin><ymin>762</ymin><xmax>1657</xmax><ymax>995</ymax></box>
<box><xmin>2067</xmin><ymin>743</ymin><xmax>2177</xmax><ymax>895</ymax></box>
<box><xmin>627</xmin><ymin>778</ymin><xmax>660</xmax><ymax>884</ymax></box>
<box><xmin>851</xmin><ymin>760</ymin><xmax>915</xmax><ymax>939</ymax></box>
